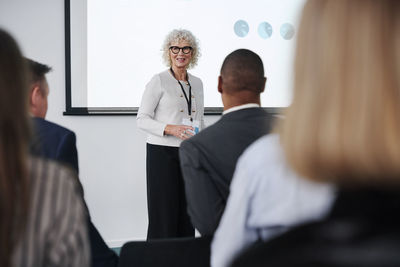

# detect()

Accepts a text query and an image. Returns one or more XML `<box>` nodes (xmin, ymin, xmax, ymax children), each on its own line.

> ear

<box><xmin>30</xmin><ymin>84</ymin><xmax>41</xmax><ymax>107</ymax></box>
<box><xmin>218</xmin><ymin>76</ymin><xmax>223</xmax><ymax>94</ymax></box>
<box><xmin>260</xmin><ymin>77</ymin><xmax>267</xmax><ymax>93</ymax></box>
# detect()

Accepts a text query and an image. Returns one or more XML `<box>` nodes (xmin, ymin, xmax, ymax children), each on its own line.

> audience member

<box><xmin>180</xmin><ymin>49</ymin><xmax>275</xmax><ymax>236</ymax></box>
<box><xmin>27</xmin><ymin>58</ymin><xmax>119</xmax><ymax>267</ymax></box>
<box><xmin>211</xmin><ymin>133</ymin><xmax>334</xmax><ymax>267</ymax></box>
<box><xmin>28</xmin><ymin>59</ymin><xmax>78</xmax><ymax>171</ymax></box>
<box><xmin>231</xmin><ymin>0</ymin><xmax>400</xmax><ymax>266</ymax></box>
<box><xmin>0</xmin><ymin>28</ymin><xmax>89</xmax><ymax>267</ymax></box>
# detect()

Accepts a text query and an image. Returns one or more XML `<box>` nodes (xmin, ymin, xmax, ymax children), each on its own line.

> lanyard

<box><xmin>170</xmin><ymin>68</ymin><xmax>192</xmax><ymax>119</ymax></box>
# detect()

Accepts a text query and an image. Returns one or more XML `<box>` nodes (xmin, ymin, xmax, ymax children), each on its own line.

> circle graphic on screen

<box><xmin>234</xmin><ymin>20</ymin><xmax>249</xmax><ymax>38</ymax></box>
<box><xmin>280</xmin><ymin>23</ymin><xmax>295</xmax><ymax>40</ymax></box>
<box><xmin>258</xmin><ymin>22</ymin><xmax>273</xmax><ymax>39</ymax></box>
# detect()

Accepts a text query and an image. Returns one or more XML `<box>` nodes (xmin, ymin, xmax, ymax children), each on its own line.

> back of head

<box><xmin>0</xmin><ymin>32</ymin><xmax>30</xmax><ymax>132</ymax></box>
<box><xmin>281</xmin><ymin>0</ymin><xmax>400</xmax><ymax>186</ymax></box>
<box><xmin>25</xmin><ymin>58</ymin><xmax>51</xmax><ymax>118</ymax></box>
<box><xmin>220</xmin><ymin>49</ymin><xmax>265</xmax><ymax>95</ymax></box>
<box><xmin>0</xmin><ymin>29</ymin><xmax>30</xmax><ymax>267</ymax></box>
<box><xmin>26</xmin><ymin>58</ymin><xmax>52</xmax><ymax>85</ymax></box>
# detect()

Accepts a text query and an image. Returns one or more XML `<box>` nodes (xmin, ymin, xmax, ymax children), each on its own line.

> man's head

<box><xmin>218</xmin><ymin>49</ymin><xmax>266</xmax><ymax>109</ymax></box>
<box><xmin>26</xmin><ymin>58</ymin><xmax>52</xmax><ymax>118</ymax></box>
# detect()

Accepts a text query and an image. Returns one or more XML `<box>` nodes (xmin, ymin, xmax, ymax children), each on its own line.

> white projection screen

<box><xmin>65</xmin><ymin>0</ymin><xmax>306</xmax><ymax>115</ymax></box>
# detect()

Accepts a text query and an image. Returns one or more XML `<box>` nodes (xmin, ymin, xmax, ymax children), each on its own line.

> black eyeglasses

<box><xmin>169</xmin><ymin>46</ymin><xmax>193</xmax><ymax>54</ymax></box>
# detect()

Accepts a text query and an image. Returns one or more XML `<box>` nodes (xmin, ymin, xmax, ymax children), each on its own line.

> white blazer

<box><xmin>137</xmin><ymin>69</ymin><xmax>205</xmax><ymax>147</ymax></box>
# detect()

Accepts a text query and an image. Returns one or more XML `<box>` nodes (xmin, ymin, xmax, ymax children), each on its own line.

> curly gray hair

<box><xmin>162</xmin><ymin>29</ymin><xmax>200</xmax><ymax>69</ymax></box>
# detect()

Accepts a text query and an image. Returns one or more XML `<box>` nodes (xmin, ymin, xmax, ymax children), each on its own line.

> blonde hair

<box><xmin>280</xmin><ymin>0</ymin><xmax>400</xmax><ymax>185</ymax></box>
<box><xmin>162</xmin><ymin>29</ymin><xmax>200</xmax><ymax>69</ymax></box>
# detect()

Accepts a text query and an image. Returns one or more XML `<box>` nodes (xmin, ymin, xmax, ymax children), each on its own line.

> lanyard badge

<box><xmin>170</xmin><ymin>68</ymin><xmax>192</xmax><ymax>121</ymax></box>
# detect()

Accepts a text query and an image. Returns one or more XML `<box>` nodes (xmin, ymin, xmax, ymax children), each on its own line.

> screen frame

<box><xmin>63</xmin><ymin>0</ymin><xmax>284</xmax><ymax>116</ymax></box>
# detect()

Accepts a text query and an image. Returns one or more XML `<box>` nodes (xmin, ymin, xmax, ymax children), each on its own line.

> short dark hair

<box><xmin>25</xmin><ymin>58</ymin><xmax>52</xmax><ymax>83</ymax></box>
<box><xmin>220</xmin><ymin>49</ymin><xmax>265</xmax><ymax>93</ymax></box>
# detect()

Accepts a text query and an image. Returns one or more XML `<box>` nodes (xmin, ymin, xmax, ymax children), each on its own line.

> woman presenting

<box><xmin>137</xmin><ymin>29</ymin><xmax>204</xmax><ymax>239</ymax></box>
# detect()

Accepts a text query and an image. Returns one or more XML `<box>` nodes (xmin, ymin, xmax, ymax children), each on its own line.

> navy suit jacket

<box><xmin>30</xmin><ymin>117</ymin><xmax>79</xmax><ymax>173</ymax></box>
<box><xmin>180</xmin><ymin>107</ymin><xmax>275</xmax><ymax>236</ymax></box>
<box><xmin>30</xmin><ymin>117</ymin><xmax>118</xmax><ymax>267</ymax></box>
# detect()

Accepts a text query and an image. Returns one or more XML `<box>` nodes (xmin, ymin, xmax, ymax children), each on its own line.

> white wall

<box><xmin>0</xmin><ymin>0</ymin><xmax>220</xmax><ymax>247</ymax></box>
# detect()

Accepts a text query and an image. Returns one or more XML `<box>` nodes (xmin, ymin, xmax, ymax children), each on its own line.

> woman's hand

<box><xmin>164</xmin><ymin>124</ymin><xmax>195</xmax><ymax>140</ymax></box>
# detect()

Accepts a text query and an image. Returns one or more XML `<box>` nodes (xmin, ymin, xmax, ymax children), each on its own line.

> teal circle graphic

<box><xmin>234</xmin><ymin>20</ymin><xmax>249</xmax><ymax>38</ymax></box>
<box><xmin>280</xmin><ymin>23</ymin><xmax>295</xmax><ymax>40</ymax></box>
<box><xmin>258</xmin><ymin>22</ymin><xmax>273</xmax><ymax>39</ymax></box>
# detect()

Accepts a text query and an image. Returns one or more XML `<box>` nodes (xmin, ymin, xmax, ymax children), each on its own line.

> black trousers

<box><xmin>146</xmin><ymin>143</ymin><xmax>194</xmax><ymax>239</ymax></box>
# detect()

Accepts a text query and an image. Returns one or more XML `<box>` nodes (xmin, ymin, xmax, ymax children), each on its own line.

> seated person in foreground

<box><xmin>27</xmin><ymin>58</ymin><xmax>119</xmax><ymax>267</ymax></box>
<box><xmin>211</xmin><ymin>134</ymin><xmax>335</xmax><ymax>267</ymax></box>
<box><xmin>179</xmin><ymin>49</ymin><xmax>275</xmax><ymax>236</ymax></box>
<box><xmin>231</xmin><ymin>0</ymin><xmax>400</xmax><ymax>266</ymax></box>
<box><xmin>0</xmin><ymin>28</ymin><xmax>89</xmax><ymax>267</ymax></box>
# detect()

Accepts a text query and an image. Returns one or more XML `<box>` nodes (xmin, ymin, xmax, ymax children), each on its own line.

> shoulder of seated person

<box><xmin>183</xmin><ymin>125</ymin><xmax>216</xmax><ymax>146</ymax></box>
<box><xmin>29</xmin><ymin>155</ymin><xmax>78</xmax><ymax>179</ymax></box>
<box><xmin>239</xmin><ymin>133</ymin><xmax>282</xmax><ymax>167</ymax></box>
<box><xmin>34</xmin><ymin>118</ymin><xmax>75</xmax><ymax>135</ymax></box>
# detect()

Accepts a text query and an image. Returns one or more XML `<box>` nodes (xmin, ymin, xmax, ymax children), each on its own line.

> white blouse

<box><xmin>137</xmin><ymin>69</ymin><xmax>205</xmax><ymax>147</ymax></box>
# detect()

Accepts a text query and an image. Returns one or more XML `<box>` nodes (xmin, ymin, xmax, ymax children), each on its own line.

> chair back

<box><xmin>119</xmin><ymin>236</ymin><xmax>211</xmax><ymax>267</ymax></box>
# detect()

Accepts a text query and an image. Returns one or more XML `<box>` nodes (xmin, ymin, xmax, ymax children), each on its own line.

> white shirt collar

<box><xmin>222</xmin><ymin>103</ymin><xmax>260</xmax><ymax>115</ymax></box>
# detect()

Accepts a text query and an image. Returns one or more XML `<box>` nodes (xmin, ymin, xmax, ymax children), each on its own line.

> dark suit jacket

<box><xmin>30</xmin><ymin>117</ymin><xmax>118</xmax><ymax>267</ymax></box>
<box><xmin>30</xmin><ymin>117</ymin><xmax>79</xmax><ymax>173</ymax></box>
<box><xmin>231</xmin><ymin>188</ymin><xmax>400</xmax><ymax>267</ymax></box>
<box><xmin>179</xmin><ymin>107</ymin><xmax>274</xmax><ymax>236</ymax></box>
